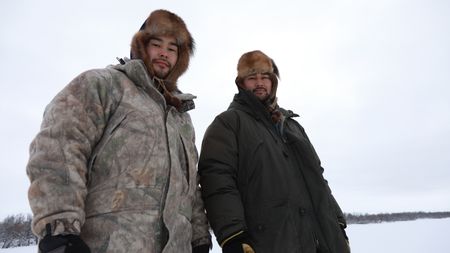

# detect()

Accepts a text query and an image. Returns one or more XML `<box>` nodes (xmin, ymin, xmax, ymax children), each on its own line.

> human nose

<box><xmin>158</xmin><ymin>48</ymin><xmax>169</xmax><ymax>58</ymax></box>
<box><xmin>255</xmin><ymin>77</ymin><xmax>264</xmax><ymax>87</ymax></box>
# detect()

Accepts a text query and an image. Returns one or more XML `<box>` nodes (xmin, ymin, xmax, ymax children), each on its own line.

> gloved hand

<box><xmin>192</xmin><ymin>244</ymin><xmax>210</xmax><ymax>253</ymax></box>
<box><xmin>39</xmin><ymin>234</ymin><xmax>90</xmax><ymax>253</ymax></box>
<box><xmin>222</xmin><ymin>231</ymin><xmax>255</xmax><ymax>253</ymax></box>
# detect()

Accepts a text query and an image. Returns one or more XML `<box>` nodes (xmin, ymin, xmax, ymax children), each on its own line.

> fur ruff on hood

<box><xmin>130</xmin><ymin>9</ymin><xmax>194</xmax><ymax>92</ymax></box>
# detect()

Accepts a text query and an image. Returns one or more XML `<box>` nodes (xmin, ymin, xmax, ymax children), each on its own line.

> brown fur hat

<box><xmin>130</xmin><ymin>9</ymin><xmax>194</xmax><ymax>91</ymax></box>
<box><xmin>235</xmin><ymin>50</ymin><xmax>280</xmax><ymax>101</ymax></box>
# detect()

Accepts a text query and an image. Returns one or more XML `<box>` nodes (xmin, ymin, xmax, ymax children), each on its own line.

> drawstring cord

<box><xmin>152</xmin><ymin>77</ymin><xmax>182</xmax><ymax>110</ymax></box>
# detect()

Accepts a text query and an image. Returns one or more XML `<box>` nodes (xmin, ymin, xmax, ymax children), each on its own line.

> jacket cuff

<box><xmin>37</xmin><ymin>218</ymin><xmax>82</xmax><ymax>238</ymax></box>
<box><xmin>192</xmin><ymin>235</ymin><xmax>212</xmax><ymax>248</ymax></box>
<box><xmin>220</xmin><ymin>230</ymin><xmax>245</xmax><ymax>247</ymax></box>
<box><xmin>338</xmin><ymin>221</ymin><xmax>347</xmax><ymax>229</ymax></box>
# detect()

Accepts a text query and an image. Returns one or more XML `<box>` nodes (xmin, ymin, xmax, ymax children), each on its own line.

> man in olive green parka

<box><xmin>199</xmin><ymin>50</ymin><xmax>349</xmax><ymax>253</ymax></box>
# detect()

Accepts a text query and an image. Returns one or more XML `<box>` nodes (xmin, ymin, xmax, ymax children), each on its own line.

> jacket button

<box><xmin>256</xmin><ymin>224</ymin><xmax>264</xmax><ymax>231</ymax></box>
<box><xmin>299</xmin><ymin>208</ymin><xmax>306</xmax><ymax>216</ymax></box>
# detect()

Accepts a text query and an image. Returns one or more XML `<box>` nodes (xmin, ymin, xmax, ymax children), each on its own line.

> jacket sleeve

<box><xmin>198</xmin><ymin>112</ymin><xmax>246</xmax><ymax>245</ymax></box>
<box><xmin>190</xmin><ymin>171</ymin><xmax>212</xmax><ymax>247</ymax></box>
<box><xmin>190</xmin><ymin>131</ymin><xmax>212</xmax><ymax>247</ymax></box>
<box><xmin>26</xmin><ymin>69</ymin><xmax>120</xmax><ymax>238</ymax></box>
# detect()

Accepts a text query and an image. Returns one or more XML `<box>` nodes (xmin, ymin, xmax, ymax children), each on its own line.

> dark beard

<box><xmin>152</xmin><ymin>59</ymin><xmax>172</xmax><ymax>79</ymax></box>
<box><xmin>251</xmin><ymin>89</ymin><xmax>270</xmax><ymax>102</ymax></box>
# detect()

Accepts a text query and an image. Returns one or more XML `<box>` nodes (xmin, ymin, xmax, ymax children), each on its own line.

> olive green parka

<box><xmin>199</xmin><ymin>89</ymin><xmax>349</xmax><ymax>253</ymax></box>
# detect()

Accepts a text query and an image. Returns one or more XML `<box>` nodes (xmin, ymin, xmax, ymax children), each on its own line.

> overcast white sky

<box><xmin>1</xmin><ymin>0</ymin><xmax>449</xmax><ymax>220</ymax></box>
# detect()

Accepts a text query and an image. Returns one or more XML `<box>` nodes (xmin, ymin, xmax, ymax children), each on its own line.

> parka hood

<box><xmin>230</xmin><ymin>88</ymin><xmax>298</xmax><ymax>126</ymax></box>
<box><xmin>111</xmin><ymin>59</ymin><xmax>197</xmax><ymax>112</ymax></box>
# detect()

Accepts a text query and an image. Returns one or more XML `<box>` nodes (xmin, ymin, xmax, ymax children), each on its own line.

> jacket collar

<box><xmin>229</xmin><ymin>88</ymin><xmax>300</xmax><ymax>139</ymax></box>
<box><xmin>110</xmin><ymin>59</ymin><xmax>154</xmax><ymax>90</ymax></box>
<box><xmin>229</xmin><ymin>88</ymin><xmax>271</xmax><ymax>121</ymax></box>
<box><xmin>229</xmin><ymin>88</ymin><xmax>299</xmax><ymax>120</ymax></box>
<box><xmin>110</xmin><ymin>59</ymin><xmax>196</xmax><ymax>112</ymax></box>
<box><xmin>111</xmin><ymin>59</ymin><xmax>167</xmax><ymax>109</ymax></box>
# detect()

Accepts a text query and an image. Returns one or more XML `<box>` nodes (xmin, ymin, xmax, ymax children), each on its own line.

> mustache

<box><xmin>152</xmin><ymin>58</ymin><xmax>171</xmax><ymax>68</ymax></box>
<box><xmin>252</xmin><ymin>87</ymin><xmax>267</xmax><ymax>93</ymax></box>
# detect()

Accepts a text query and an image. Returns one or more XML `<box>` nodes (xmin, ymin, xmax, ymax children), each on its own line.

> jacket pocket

<box><xmin>246</xmin><ymin>202</ymin><xmax>294</xmax><ymax>252</ymax></box>
<box><xmin>85</xmin><ymin>187</ymin><xmax>163</xmax><ymax>218</ymax></box>
<box><xmin>239</xmin><ymin>140</ymin><xmax>263</xmax><ymax>186</ymax></box>
<box><xmin>86</xmin><ymin>113</ymin><xmax>128</xmax><ymax>188</ymax></box>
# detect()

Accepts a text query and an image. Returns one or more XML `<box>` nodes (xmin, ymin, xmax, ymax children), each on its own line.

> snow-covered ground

<box><xmin>2</xmin><ymin>218</ymin><xmax>449</xmax><ymax>252</ymax></box>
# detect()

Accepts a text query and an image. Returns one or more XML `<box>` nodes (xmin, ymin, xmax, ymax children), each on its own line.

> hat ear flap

<box><xmin>130</xmin><ymin>21</ymin><xmax>147</xmax><ymax>59</ymax></box>
<box><xmin>271</xmin><ymin>59</ymin><xmax>280</xmax><ymax>79</ymax></box>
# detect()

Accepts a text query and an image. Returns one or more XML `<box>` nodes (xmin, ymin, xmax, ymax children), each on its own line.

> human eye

<box><xmin>150</xmin><ymin>40</ymin><xmax>161</xmax><ymax>47</ymax></box>
<box><xmin>168</xmin><ymin>45</ymin><xmax>178</xmax><ymax>52</ymax></box>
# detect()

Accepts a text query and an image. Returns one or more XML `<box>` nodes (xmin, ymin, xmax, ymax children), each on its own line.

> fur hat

<box><xmin>130</xmin><ymin>9</ymin><xmax>194</xmax><ymax>91</ymax></box>
<box><xmin>235</xmin><ymin>50</ymin><xmax>280</xmax><ymax>101</ymax></box>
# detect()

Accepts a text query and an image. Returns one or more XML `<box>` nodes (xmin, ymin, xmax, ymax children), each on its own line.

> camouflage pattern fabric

<box><xmin>27</xmin><ymin>60</ymin><xmax>211</xmax><ymax>253</ymax></box>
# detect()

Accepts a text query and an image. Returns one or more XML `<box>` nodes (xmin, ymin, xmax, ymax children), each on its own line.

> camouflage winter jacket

<box><xmin>26</xmin><ymin>60</ymin><xmax>211</xmax><ymax>253</ymax></box>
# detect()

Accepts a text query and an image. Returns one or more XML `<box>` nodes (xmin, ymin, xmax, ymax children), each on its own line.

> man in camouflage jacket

<box><xmin>26</xmin><ymin>10</ymin><xmax>211</xmax><ymax>253</ymax></box>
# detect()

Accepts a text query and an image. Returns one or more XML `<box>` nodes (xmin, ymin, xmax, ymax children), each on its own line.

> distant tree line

<box><xmin>1</xmin><ymin>211</ymin><xmax>450</xmax><ymax>248</ymax></box>
<box><xmin>345</xmin><ymin>211</ymin><xmax>450</xmax><ymax>224</ymax></box>
<box><xmin>0</xmin><ymin>214</ymin><xmax>37</xmax><ymax>248</ymax></box>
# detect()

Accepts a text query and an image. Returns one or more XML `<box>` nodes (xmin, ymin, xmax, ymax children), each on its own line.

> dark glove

<box><xmin>39</xmin><ymin>234</ymin><xmax>90</xmax><ymax>253</ymax></box>
<box><xmin>222</xmin><ymin>231</ymin><xmax>255</xmax><ymax>253</ymax></box>
<box><xmin>192</xmin><ymin>244</ymin><xmax>210</xmax><ymax>253</ymax></box>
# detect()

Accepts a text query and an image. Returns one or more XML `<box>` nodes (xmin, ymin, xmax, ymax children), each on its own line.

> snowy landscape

<box><xmin>2</xmin><ymin>1</ymin><xmax>450</xmax><ymax>253</ymax></box>
<box><xmin>1</xmin><ymin>218</ymin><xmax>449</xmax><ymax>253</ymax></box>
